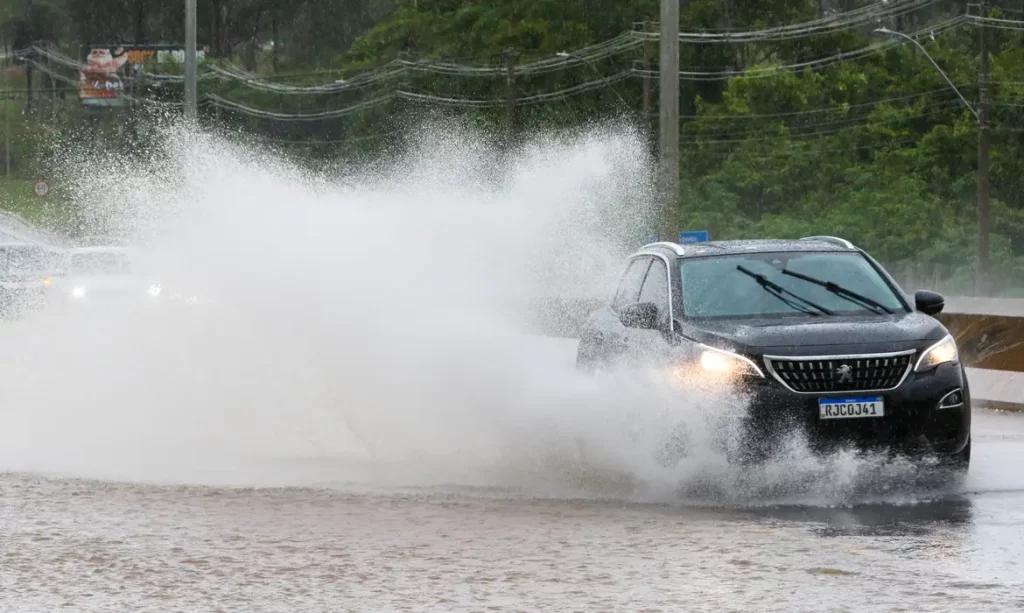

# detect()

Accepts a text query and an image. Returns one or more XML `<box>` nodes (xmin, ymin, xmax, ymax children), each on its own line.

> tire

<box><xmin>941</xmin><ymin>436</ymin><xmax>971</xmax><ymax>473</ymax></box>
<box><xmin>575</xmin><ymin>339</ymin><xmax>601</xmax><ymax>373</ymax></box>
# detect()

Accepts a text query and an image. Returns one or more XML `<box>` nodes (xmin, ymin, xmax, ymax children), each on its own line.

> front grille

<box><xmin>765</xmin><ymin>353</ymin><xmax>913</xmax><ymax>393</ymax></box>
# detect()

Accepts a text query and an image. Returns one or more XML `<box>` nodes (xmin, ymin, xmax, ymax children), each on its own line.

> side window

<box><xmin>612</xmin><ymin>257</ymin><xmax>650</xmax><ymax>310</ymax></box>
<box><xmin>638</xmin><ymin>258</ymin><xmax>670</xmax><ymax>325</ymax></box>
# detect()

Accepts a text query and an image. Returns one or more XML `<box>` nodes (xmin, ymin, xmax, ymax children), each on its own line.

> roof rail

<box><xmin>800</xmin><ymin>235</ymin><xmax>855</xmax><ymax>250</ymax></box>
<box><xmin>642</xmin><ymin>241</ymin><xmax>686</xmax><ymax>255</ymax></box>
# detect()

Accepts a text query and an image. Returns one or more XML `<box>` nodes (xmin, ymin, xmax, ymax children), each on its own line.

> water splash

<box><xmin>0</xmin><ymin>119</ymin><xmax>957</xmax><ymax>506</ymax></box>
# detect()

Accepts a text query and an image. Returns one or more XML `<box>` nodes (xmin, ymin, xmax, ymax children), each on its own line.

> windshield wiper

<box><xmin>780</xmin><ymin>269</ymin><xmax>893</xmax><ymax>315</ymax></box>
<box><xmin>735</xmin><ymin>265</ymin><xmax>835</xmax><ymax>316</ymax></box>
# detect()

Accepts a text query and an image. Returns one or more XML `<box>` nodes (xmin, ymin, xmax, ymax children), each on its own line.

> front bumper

<box><xmin>739</xmin><ymin>361</ymin><xmax>971</xmax><ymax>460</ymax></box>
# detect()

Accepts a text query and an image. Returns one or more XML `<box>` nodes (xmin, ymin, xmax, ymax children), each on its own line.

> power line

<box><xmin>684</xmin><ymin>99</ymin><xmax>967</xmax><ymax>142</ymax></box>
<box><xmin>10</xmin><ymin>9</ymin><xmax>972</xmax><ymax>99</ymax></box>
<box><xmin>680</xmin><ymin>87</ymin><xmax>967</xmax><ymax>119</ymax></box>
<box><xmin>634</xmin><ymin>16</ymin><xmax>968</xmax><ymax>81</ymax></box>
<box><xmin>640</xmin><ymin>0</ymin><xmax>943</xmax><ymax>44</ymax></box>
<box><xmin>965</xmin><ymin>13</ymin><xmax>1024</xmax><ymax>29</ymax></box>
<box><xmin>968</xmin><ymin>3</ymin><xmax>1024</xmax><ymax>15</ymax></box>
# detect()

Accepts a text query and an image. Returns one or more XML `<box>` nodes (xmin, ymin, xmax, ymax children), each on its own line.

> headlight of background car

<box><xmin>698</xmin><ymin>344</ymin><xmax>765</xmax><ymax>378</ymax></box>
<box><xmin>71</xmin><ymin>286</ymin><xmax>86</xmax><ymax>299</ymax></box>
<box><xmin>914</xmin><ymin>334</ymin><xmax>959</xmax><ymax>372</ymax></box>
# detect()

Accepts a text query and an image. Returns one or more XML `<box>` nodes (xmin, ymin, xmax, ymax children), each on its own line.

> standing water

<box><xmin>1</xmin><ymin>121</ymin><xmax>1022</xmax><ymax>612</ymax></box>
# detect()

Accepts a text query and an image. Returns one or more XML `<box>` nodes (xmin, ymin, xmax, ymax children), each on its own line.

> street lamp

<box><xmin>873</xmin><ymin>26</ymin><xmax>990</xmax><ymax>296</ymax></box>
<box><xmin>555</xmin><ymin>51</ymin><xmax>630</xmax><ymax>111</ymax></box>
<box><xmin>873</xmin><ymin>27</ymin><xmax>978</xmax><ymax>119</ymax></box>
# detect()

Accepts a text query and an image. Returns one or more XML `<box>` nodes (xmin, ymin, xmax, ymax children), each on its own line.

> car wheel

<box><xmin>575</xmin><ymin>339</ymin><xmax>604</xmax><ymax>373</ymax></box>
<box><xmin>941</xmin><ymin>436</ymin><xmax>971</xmax><ymax>473</ymax></box>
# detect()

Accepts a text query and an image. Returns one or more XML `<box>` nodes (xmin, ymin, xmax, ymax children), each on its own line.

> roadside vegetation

<box><xmin>3</xmin><ymin>0</ymin><xmax>1024</xmax><ymax>294</ymax></box>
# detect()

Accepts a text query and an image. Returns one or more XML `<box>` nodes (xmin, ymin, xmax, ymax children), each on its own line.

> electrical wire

<box><xmin>685</xmin><ymin>99</ymin><xmax>967</xmax><ymax>142</ymax></box>
<box><xmin>967</xmin><ymin>3</ymin><xmax>1024</xmax><ymax>16</ymax></box>
<box><xmin>204</xmin><ymin>92</ymin><xmax>396</xmax><ymax>120</ymax></box>
<box><xmin>681</xmin><ymin>87</ymin><xmax>966</xmax><ymax>119</ymax></box>
<box><xmin>637</xmin><ymin>0</ymin><xmax>941</xmax><ymax>43</ymax></box>
<box><xmin>965</xmin><ymin>13</ymin><xmax>1024</xmax><ymax>29</ymax></box>
<box><xmin>634</xmin><ymin>16</ymin><xmax>968</xmax><ymax>81</ymax></box>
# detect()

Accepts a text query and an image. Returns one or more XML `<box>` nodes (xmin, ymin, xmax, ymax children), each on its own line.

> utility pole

<box><xmin>658</xmin><ymin>0</ymin><xmax>680</xmax><ymax>242</ymax></box>
<box><xmin>2</xmin><ymin>29</ymin><xmax>9</xmax><ymax>179</ymax></box>
<box><xmin>977</xmin><ymin>22</ymin><xmax>991</xmax><ymax>296</ymax></box>
<box><xmin>184</xmin><ymin>0</ymin><xmax>198</xmax><ymax>120</ymax></box>
<box><xmin>502</xmin><ymin>49</ymin><xmax>518</xmax><ymax>145</ymax></box>
<box><xmin>25</xmin><ymin>63</ymin><xmax>32</xmax><ymax>115</ymax></box>
<box><xmin>641</xmin><ymin>21</ymin><xmax>653</xmax><ymax>151</ymax></box>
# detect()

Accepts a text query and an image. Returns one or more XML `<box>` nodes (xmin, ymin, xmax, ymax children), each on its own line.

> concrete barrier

<box><xmin>937</xmin><ymin>299</ymin><xmax>1024</xmax><ymax>373</ymax></box>
<box><xmin>965</xmin><ymin>368</ymin><xmax>1024</xmax><ymax>411</ymax></box>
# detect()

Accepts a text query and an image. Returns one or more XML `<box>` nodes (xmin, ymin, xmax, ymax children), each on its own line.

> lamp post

<box><xmin>555</xmin><ymin>51</ymin><xmax>631</xmax><ymax>111</ymax></box>
<box><xmin>874</xmin><ymin>26</ymin><xmax>990</xmax><ymax>296</ymax></box>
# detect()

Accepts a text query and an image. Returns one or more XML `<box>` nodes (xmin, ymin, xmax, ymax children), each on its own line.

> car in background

<box><xmin>44</xmin><ymin>246</ymin><xmax>200</xmax><ymax>309</ymax></box>
<box><xmin>576</xmin><ymin>236</ymin><xmax>971</xmax><ymax>471</ymax></box>
<box><xmin>0</xmin><ymin>241</ymin><xmax>62</xmax><ymax>317</ymax></box>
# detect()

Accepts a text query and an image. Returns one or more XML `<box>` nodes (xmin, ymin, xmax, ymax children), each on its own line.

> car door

<box><xmin>627</xmin><ymin>255</ymin><xmax>676</xmax><ymax>364</ymax></box>
<box><xmin>577</xmin><ymin>256</ymin><xmax>651</xmax><ymax>369</ymax></box>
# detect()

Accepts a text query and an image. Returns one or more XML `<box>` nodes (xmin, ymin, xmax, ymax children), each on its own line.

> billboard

<box><xmin>78</xmin><ymin>44</ymin><xmax>208</xmax><ymax>107</ymax></box>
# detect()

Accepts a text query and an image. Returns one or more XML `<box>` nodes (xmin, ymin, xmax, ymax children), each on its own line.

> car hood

<box><xmin>679</xmin><ymin>312</ymin><xmax>948</xmax><ymax>356</ymax></box>
<box><xmin>0</xmin><ymin>272</ymin><xmax>48</xmax><ymax>287</ymax></box>
<box><xmin>55</xmin><ymin>275</ymin><xmax>153</xmax><ymax>291</ymax></box>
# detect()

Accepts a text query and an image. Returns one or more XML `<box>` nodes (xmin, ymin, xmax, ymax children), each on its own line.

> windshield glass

<box><xmin>69</xmin><ymin>251</ymin><xmax>133</xmax><ymax>276</ymax></box>
<box><xmin>0</xmin><ymin>245</ymin><xmax>50</xmax><ymax>278</ymax></box>
<box><xmin>681</xmin><ymin>252</ymin><xmax>907</xmax><ymax>318</ymax></box>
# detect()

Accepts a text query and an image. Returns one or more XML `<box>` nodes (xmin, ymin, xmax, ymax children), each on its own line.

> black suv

<box><xmin>576</xmin><ymin>236</ymin><xmax>970</xmax><ymax>469</ymax></box>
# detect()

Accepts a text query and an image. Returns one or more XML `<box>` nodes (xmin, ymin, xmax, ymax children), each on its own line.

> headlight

<box><xmin>698</xmin><ymin>344</ymin><xmax>765</xmax><ymax>378</ymax></box>
<box><xmin>914</xmin><ymin>334</ymin><xmax>959</xmax><ymax>372</ymax></box>
<box><xmin>42</xmin><ymin>278</ymin><xmax>52</xmax><ymax>288</ymax></box>
<box><xmin>71</xmin><ymin>286</ymin><xmax>87</xmax><ymax>299</ymax></box>
<box><xmin>147</xmin><ymin>284</ymin><xmax>162</xmax><ymax>298</ymax></box>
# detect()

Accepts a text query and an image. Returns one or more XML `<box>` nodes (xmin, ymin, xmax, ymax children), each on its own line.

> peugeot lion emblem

<box><xmin>835</xmin><ymin>364</ymin><xmax>854</xmax><ymax>384</ymax></box>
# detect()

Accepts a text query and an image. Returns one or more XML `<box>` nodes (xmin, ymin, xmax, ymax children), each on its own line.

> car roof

<box><xmin>634</xmin><ymin>237</ymin><xmax>857</xmax><ymax>259</ymax></box>
<box><xmin>67</xmin><ymin>246</ymin><xmax>133</xmax><ymax>255</ymax></box>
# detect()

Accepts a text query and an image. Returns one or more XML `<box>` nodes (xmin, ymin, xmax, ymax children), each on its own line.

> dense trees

<box><xmin>3</xmin><ymin>0</ymin><xmax>1024</xmax><ymax>293</ymax></box>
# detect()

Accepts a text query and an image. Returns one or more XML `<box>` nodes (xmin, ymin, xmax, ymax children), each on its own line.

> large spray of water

<box><xmin>0</xmin><ymin>120</ymin><xmax>946</xmax><ymax>505</ymax></box>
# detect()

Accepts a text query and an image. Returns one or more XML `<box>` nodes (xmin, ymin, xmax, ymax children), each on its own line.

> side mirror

<box><xmin>619</xmin><ymin>301</ymin><xmax>660</xmax><ymax>330</ymax></box>
<box><xmin>915</xmin><ymin>290</ymin><xmax>945</xmax><ymax>315</ymax></box>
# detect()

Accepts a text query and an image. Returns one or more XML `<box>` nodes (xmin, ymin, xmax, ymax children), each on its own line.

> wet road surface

<box><xmin>1</xmin><ymin>407</ymin><xmax>1023</xmax><ymax>613</ymax></box>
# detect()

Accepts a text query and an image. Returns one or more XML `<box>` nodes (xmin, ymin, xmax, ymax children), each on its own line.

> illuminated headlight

<box><xmin>147</xmin><ymin>284</ymin><xmax>162</xmax><ymax>298</ymax></box>
<box><xmin>914</xmin><ymin>334</ymin><xmax>959</xmax><ymax>372</ymax></box>
<box><xmin>698</xmin><ymin>344</ymin><xmax>765</xmax><ymax>378</ymax></box>
<box><xmin>70</xmin><ymin>286</ymin><xmax>87</xmax><ymax>299</ymax></box>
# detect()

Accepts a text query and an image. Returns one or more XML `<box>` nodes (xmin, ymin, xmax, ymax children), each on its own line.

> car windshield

<box><xmin>0</xmin><ymin>245</ymin><xmax>50</xmax><ymax>278</ymax></box>
<box><xmin>69</xmin><ymin>251</ymin><xmax>133</xmax><ymax>275</ymax></box>
<box><xmin>680</xmin><ymin>252</ymin><xmax>907</xmax><ymax>319</ymax></box>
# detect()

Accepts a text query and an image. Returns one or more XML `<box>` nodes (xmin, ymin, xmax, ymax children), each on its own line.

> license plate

<box><xmin>819</xmin><ymin>396</ymin><xmax>884</xmax><ymax>420</ymax></box>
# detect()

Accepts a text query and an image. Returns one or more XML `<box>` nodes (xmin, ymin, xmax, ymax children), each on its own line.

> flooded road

<box><xmin>2</xmin><ymin>128</ymin><xmax>1023</xmax><ymax>611</ymax></box>
<box><xmin>2</xmin><ymin>407</ymin><xmax>1023</xmax><ymax>613</ymax></box>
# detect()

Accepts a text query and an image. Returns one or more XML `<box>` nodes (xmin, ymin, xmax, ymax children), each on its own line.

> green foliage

<box><xmin>6</xmin><ymin>0</ymin><xmax>1024</xmax><ymax>293</ymax></box>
